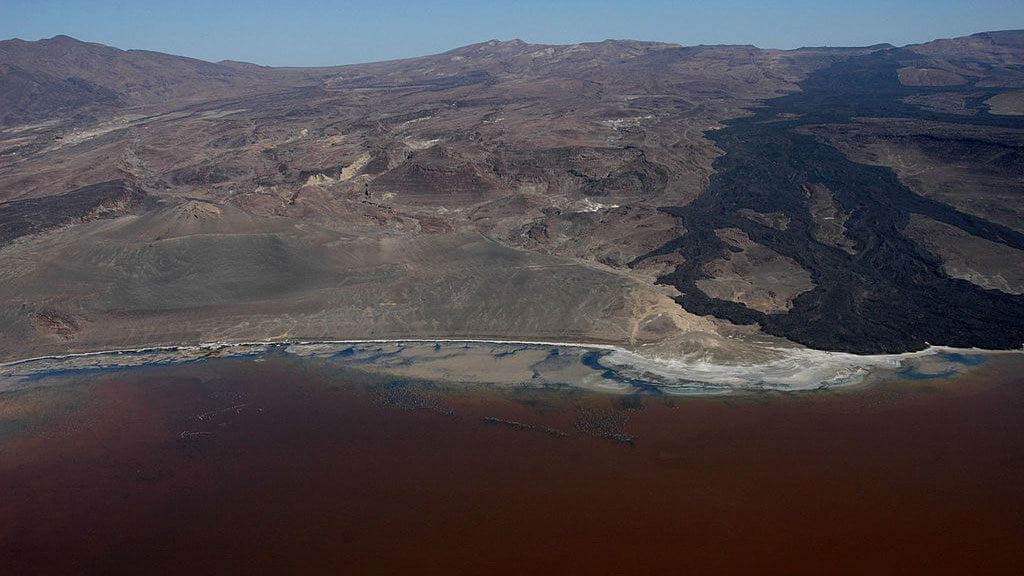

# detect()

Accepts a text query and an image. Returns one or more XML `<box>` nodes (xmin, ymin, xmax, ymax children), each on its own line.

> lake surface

<box><xmin>2</xmin><ymin>350</ymin><xmax>1024</xmax><ymax>574</ymax></box>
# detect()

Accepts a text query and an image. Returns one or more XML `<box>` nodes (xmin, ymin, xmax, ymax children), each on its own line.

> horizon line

<box><xmin>3</xmin><ymin>28</ymin><xmax>1021</xmax><ymax>69</ymax></box>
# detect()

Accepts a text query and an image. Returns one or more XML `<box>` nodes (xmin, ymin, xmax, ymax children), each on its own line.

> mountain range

<box><xmin>1</xmin><ymin>31</ymin><xmax>1022</xmax><ymax>360</ymax></box>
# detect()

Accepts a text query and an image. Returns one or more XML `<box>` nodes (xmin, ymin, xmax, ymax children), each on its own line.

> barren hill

<box><xmin>1</xmin><ymin>32</ymin><xmax>1022</xmax><ymax>359</ymax></box>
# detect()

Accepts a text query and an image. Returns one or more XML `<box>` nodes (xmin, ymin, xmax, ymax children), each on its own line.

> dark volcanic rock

<box><xmin>634</xmin><ymin>46</ymin><xmax>1024</xmax><ymax>353</ymax></box>
<box><xmin>0</xmin><ymin>180</ymin><xmax>152</xmax><ymax>245</ymax></box>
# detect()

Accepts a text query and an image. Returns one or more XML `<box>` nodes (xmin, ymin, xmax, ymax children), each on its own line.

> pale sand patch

<box><xmin>695</xmin><ymin>228</ymin><xmax>815</xmax><ymax>313</ymax></box>
<box><xmin>986</xmin><ymin>91</ymin><xmax>1024</xmax><ymax>116</ymax></box>
<box><xmin>339</xmin><ymin>152</ymin><xmax>371</xmax><ymax>180</ymax></box>
<box><xmin>904</xmin><ymin>214</ymin><xmax>1024</xmax><ymax>294</ymax></box>
<box><xmin>896</xmin><ymin>67</ymin><xmax>967</xmax><ymax>87</ymax></box>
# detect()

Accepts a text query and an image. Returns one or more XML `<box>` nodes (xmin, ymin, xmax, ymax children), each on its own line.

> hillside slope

<box><xmin>1</xmin><ymin>32</ymin><xmax>1022</xmax><ymax>358</ymax></box>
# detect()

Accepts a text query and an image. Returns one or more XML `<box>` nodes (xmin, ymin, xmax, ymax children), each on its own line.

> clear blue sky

<box><xmin>3</xmin><ymin>0</ymin><xmax>1023</xmax><ymax>66</ymax></box>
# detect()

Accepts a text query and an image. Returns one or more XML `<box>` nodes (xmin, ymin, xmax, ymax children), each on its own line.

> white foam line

<box><xmin>603</xmin><ymin>344</ymin><xmax>1022</xmax><ymax>391</ymax></box>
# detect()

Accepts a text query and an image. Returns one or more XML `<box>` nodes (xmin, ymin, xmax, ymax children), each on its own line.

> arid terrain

<box><xmin>1</xmin><ymin>31</ymin><xmax>1023</xmax><ymax>361</ymax></box>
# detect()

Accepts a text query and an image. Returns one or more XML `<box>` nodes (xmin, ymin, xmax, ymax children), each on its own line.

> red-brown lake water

<box><xmin>2</xmin><ymin>353</ymin><xmax>1023</xmax><ymax>574</ymax></box>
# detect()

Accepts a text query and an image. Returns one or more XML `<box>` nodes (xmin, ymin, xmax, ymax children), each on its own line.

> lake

<box><xmin>2</xmin><ymin>347</ymin><xmax>1023</xmax><ymax>574</ymax></box>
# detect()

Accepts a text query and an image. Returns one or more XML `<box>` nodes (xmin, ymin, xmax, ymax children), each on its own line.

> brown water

<box><xmin>2</xmin><ymin>354</ymin><xmax>1023</xmax><ymax>575</ymax></box>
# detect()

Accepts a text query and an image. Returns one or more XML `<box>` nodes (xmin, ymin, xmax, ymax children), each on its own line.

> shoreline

<box><xmin>2</xmin><ymin>336</ymin><xmax>1021</xmax><ymax>395</ymax></box>
<box><xmin>0</xmin><ymin>337</ymin><xmax>621</xmax><ymax>369</ymax></box>
<box><xmin>4</xmin><ymin>336</ymin><xmax>1022</xmax><ymax>369</ymax></box>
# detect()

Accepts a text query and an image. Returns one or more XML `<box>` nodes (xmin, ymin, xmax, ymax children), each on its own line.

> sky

<box><xmin>3</xmin><ymin>0</ymin><xmax>1023</xmax><ymax>66</ymax></box>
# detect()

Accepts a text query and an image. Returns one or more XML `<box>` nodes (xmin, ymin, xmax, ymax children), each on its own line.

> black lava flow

<box><xmin>633</xmin><ymin>48</ymin><xmax>1024</xmax><ymax>354</ymax></box>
